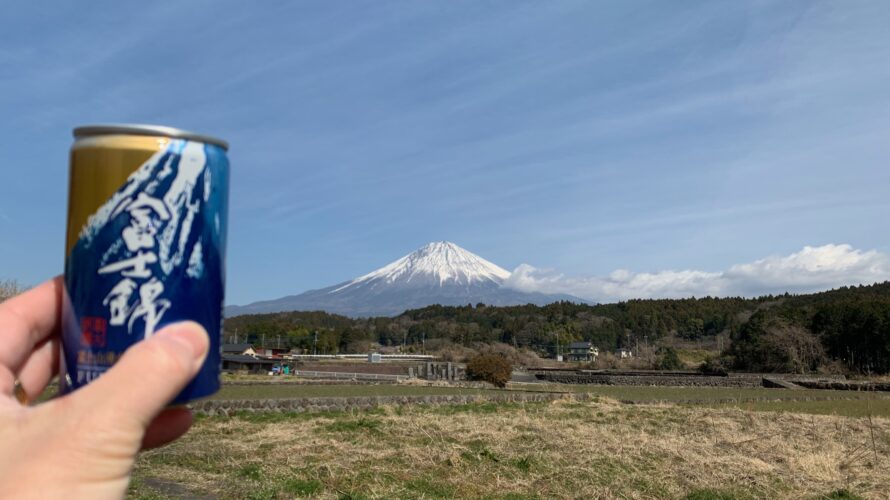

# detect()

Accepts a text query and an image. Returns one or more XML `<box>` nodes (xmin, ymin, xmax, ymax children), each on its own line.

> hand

<box><xmin>0</xmin><ymin>276</ymin><xmax>209</xmax><ymax>499</ymax></box>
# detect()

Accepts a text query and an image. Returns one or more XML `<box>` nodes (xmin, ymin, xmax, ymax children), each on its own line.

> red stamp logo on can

<box><xmin>81</xmin><ymin>317</ymin><xmax>107</xmax><ymax>347</ymax></box>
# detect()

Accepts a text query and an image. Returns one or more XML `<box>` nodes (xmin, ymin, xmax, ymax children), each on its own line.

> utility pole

<box><xmin>556</xmin><ymin>330</ymin><xmax>560</xmax><ymax>361</ymax></box>
<box><xmin>421</xmin><ymin>331</ymin><xmax>426</xmax><ymax>354</ymax></box>
<box><xmin>234</xmin><ymin>328</ymin><xmax>239</xmax><ymax>344</ymax></box>
<box><xmin>313</xmin><ymin>331</ymin><xmax>318</xmax><ymax>355</ymax></box>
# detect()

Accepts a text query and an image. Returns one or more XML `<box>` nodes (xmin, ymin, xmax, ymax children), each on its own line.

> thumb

<box><xmin>72</xmin><ymin>321</ymin><xmax>209</xmax><ymax>430</ymax></box>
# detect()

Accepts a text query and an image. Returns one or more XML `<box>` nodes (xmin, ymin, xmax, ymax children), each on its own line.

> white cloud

<box><xmin>502</xmin><ymin>244</ymin><xmax>890</xmax><ymax>302</ymax></box>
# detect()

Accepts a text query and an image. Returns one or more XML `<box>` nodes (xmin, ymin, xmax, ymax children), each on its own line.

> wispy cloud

<box><xmin>3</xmin><ymin>2</ymin><xmax>889</xmax><ymax>305</ymax></box>
<box><xmin>503</xmin><ymin>244</ymin><xmax>890</xmax><ymax>302</ymax></box>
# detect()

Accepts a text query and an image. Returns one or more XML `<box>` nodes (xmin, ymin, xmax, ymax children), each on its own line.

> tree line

<box><xmin>225</xmin><ymin>281</ymin><xmax>890</xmax><ymax>374</ymax></box>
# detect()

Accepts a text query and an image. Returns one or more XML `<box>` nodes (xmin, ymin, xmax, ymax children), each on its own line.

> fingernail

<box><xmin>155</xmin><ymin>322</ymin><xmax>209</xmax><ymax>365</ymax></box>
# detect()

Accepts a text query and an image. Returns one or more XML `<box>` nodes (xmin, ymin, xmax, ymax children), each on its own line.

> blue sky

<box><xmin>2</xmin><ymin>1</ymin><xmax>889</xmax><ymax>305</ymax></box>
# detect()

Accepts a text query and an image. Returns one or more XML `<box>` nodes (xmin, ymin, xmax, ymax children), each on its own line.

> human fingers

<box><xmin>11</xmin><ymin>337</ymin><xmax>59</xmax><ymax>402</ymax></box>
<box><xmin>0</xmin><ymin>276</ymin><xmax>62</xmax><ymax>380</ymax></box>
<box><xmin>0</xmin><ymin>366</ymin><xmax>14</xmax><ymax>398</ymax></box>
<box><xmin>141</xmin><ymin>407</ymin><xmax>194</xmax><ymax>449</ymax></box>
<box><xmin>71</xmin><ymin>321</ymin><xmax>208</xmax><ymax>432</ymax></box>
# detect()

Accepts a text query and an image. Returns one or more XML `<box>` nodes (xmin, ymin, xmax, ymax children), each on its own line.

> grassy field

<box><xmin>522</xmin><ymin>385</ymin><xmax>890</xmax><ymax>419</ymax></box>
<box><xmin>710</xmin><ymin>398</ymin><xmax>890</xmax><ymax>419</ymax></box>
<box><xmin>211</xmin><ymin>382</ymin><xmax>890</xmax><ymax>419</ymax></box>
<box><xmin>131</xmin><ymin>392</ymin><xmax>890</xmax><ymax>499</ymax></box>
<box><xmin>210</xmin><ymin>384</ymin><xmax>507</xmax><ymax>400</ymax></box>
<box><xmin>554</xmin><ymin>385</ymin><xmax>890</xmax><ymax>404</ymax></box>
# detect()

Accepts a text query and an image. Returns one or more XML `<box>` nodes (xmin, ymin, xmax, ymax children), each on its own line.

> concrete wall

<box><xmin>412</xmin><ymin>362</ymin><xmax>465</xmax><ymax>381</ymax></box>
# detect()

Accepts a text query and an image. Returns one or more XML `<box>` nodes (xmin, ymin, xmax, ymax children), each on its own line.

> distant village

<box><xmin>221</xmin><ymin>340</ymin><xmax>634</xmax><ymax>381</ymax></box>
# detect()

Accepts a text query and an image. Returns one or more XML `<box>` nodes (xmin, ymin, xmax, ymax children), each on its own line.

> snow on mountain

<box><xmin>332</xmin><ymin>241</ymin><xmax>510</xmax><ymax>292</ymax></box>
<box><xmin>226</xmin><ymin>241</ymin><xmax>585</xmax><ymax>317</ymax></box>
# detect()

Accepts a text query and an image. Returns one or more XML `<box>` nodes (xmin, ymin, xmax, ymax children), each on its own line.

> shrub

<box><xmin>426</xmin><ymin>339</ymin><xmax>478</xmax><ymax>362</ymax></box>
<box><xmin>592</xmin><ymin>352</ymin><xmax>621</xmax><ymax>369</ymax></box>
<box><xmin>657</xmin><ymin>347</ymin><xmax>683</xmax><ymax>371</ymax></box>
<box><xmin>729</xmin><ymin>314</ymin><xmax>826</xmax><ymax>373</ymax></box>
<box><xmin>465</xmin><ymin>354</ymin><xmax>513</xmax><ymax>388</ymax></box>
<box><xmin>475</xmin><ymin>342</ymin><xmax>543</xmax><ymax>368</ymax></box>
<box><xmin>699</xmin><ymin>356</ymin><xmax>731</xmax><ymax>376</ymax></box>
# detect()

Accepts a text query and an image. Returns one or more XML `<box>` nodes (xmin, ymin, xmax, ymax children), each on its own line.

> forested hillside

<box><xmin>226</xmin><ymin>282</ymin><xmax>890</xmax><ymax>374</ymax></box>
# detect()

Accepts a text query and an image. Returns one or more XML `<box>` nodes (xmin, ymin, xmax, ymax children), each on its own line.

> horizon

<box><xmin>230</xmin><ymin>239</ymin><xmax>890</xmax><ymax>308</ymax></box>
<box><xmin>2</xmin><ymin>2</ymin><xmax>889</xmax><ymax>305</ymax></box>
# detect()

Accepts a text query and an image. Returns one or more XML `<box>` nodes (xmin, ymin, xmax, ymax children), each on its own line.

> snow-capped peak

<box><xmin>332</xmin><ymin>241</ymin><xmax>511</xmax><ymax>293</ymax></box>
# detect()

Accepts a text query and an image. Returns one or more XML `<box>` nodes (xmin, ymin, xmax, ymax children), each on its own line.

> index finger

<box><xmin>0</xmin><ymin>276</ymin><xmax>63</xmax><ymax>374</ymax></box>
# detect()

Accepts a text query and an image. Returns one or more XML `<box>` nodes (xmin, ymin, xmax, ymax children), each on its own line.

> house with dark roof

<box><xmin>253</xmin><ymin>346</ymin><xmax>290</xmax><ymax>357</ymax></box>
<box><xmin>566</xmin><ymin>341</ymin><xmax>599</xmax><ymax>362</ymax></box>
<box><xmin>222</xmin><ymin>343</ymin><xmax>257</xmax><ymax>356</ymax></box>
<box><xmin>222</xmin><ymin>354</ymin><xmax>276</xmax><ymax>373</ymax></box>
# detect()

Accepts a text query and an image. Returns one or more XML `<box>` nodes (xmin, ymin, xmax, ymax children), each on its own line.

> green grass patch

<box><xmin>198</xmin><ymin>406</ymin><xmax>390</xmax><ymax>425</ymax></box>
<box><xmin>816</xmin><ymin>489</ymin><xmax>864</xmax><ymax>500</ymax></box>
<box><xmin>564</xmin><ymin>385</ymin><xmax>890</xmax><ymax>404</ymax></box>
<box><xmin>126</xmin><ymin>478</ymin><xmax>166</xmax><ymax>500</ymax></box>
<box><xmin>337</xmin><ymin>492</ymin><xmax>371</xmax><ymax>500</ymax></box>
<box><xmin>425</xmin><ymin>401</ymin><xmax>545</xmax><ymax>415</ymax></box>
<box><xmin>238</xmin><ymin>463</ymin><xmax>263</xmax><ymax>480</ymax></box>
<box><xmin>143</xmin><ymin>450</ymin><xmax>234</xmax><ymax>474</ymax></box>
<box><xmin>711</xmin><ymin>398</ymin><xmax>890</xmax><ymax>418</ymax></box>
<box><xmin>587</xmin><ymin>457</ymin><xmax>636</xmax><ymax>484</ymax></box>
<box><xmin>322</xmin><ymin>417</ymin><xmax>382</xmax><ymax>434</ymax></box>
<box><xmin>246</xmin><ymin>488</ymin><xmax>277</xmax><ymax>500</ymax></box>
<box><xmin>404</xmin><ymin>477</ymin><xmax>457</xmax><ymax>498</ymax></box>
<box><xmin>512</xmin><ymin>456</ymin><xmax>533</xmax><ymax>473</ymax></box>
<box><xmin>281</xmin><ymin>477</ymin><xmax>323</xmax><ymax>496</ymax></box>
<box><xmin>684</xmin><ymin>489</ymin><xmax>746</xmax><ymax>500</ymax></box>
<box><xmin>461</xmin><ymin>440</ymin><xmax>501</xmax><ymax>464</ymax></box>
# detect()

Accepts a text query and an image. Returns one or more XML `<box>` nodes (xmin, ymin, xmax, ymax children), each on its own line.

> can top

<box><xmin>73</xmin><ymin>123</ymin><xmax>229</xmax><ymax>151</ymax></box>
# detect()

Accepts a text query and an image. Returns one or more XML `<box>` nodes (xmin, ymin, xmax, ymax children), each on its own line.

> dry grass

<box><xmin>211</xmin><ymin>384</ymin><xmax>503</xmax><ymax>400</ymax></box>
<box><xmin>131</xmin><ymin>398</ymin><xmax>889</xmax><ymax>499</ymax></box>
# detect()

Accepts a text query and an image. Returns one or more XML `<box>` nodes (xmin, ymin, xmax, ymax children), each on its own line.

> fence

<box><xmin>286</xmin><ymin>354</ymin><xmax>437</xmax><ymax>361</ymax></box>
<box><xmin>291</xmin><ymin>370</ymin><xmax>408</xmax><ymax>381</ymax></box>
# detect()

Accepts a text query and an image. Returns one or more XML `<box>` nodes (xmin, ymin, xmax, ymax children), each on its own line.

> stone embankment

<box><xmin>191</xmin><ymin>391</ymin><xmax>586</xmax><ymax>416</ymax></box>
<box><xmin>224</xmin><ymin>379</ymin><xmax>399</xmax><ymax>386</ymax></box>
<box><xmin>792</xmin><ymin>380</ymin><xmax>890</xmax><ymax>391</ymax></box>
<box><xmin>531</xmin><ymin>370</ymin><xmax>764</xmax><ymax>388</ymax></box>
<box><xmin>530</xmin><ymin>369</ymin><xmax>886</xmax><ymax>391</ymax></box>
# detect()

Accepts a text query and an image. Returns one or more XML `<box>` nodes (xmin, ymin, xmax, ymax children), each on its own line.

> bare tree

<box><xmin>0</xmin><ymin>279</ymin><xmax>26</xmax><ymax>303</ymax></box>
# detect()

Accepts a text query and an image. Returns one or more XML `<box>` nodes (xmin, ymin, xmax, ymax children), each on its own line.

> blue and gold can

<box><xmin>61</xmin><ymin>124</ymin><xmax>229</xmax><ymax>403</ymax></box>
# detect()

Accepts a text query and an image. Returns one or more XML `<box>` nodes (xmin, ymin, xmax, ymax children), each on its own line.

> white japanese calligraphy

<box><xmin>102</xmin><ymin>278</ymin><xmax>136</xmax><ymax>326</ymax></box>
<box><xmin>127</xmin><ymin>278</ymin><xmax>171</xmax><ymax>338</ymax></box>
<box><xmin>120</xmin><ymin>192</ymin><xmax>170</xmax><ymax>252</ymax></box>
<box><xmin>95</xmin><ymin>140</ymin><xmax>208</xmax><ymax>339</ymax></box>
<box><xmin>98</xmin><ymin>251</ymin><xmax>158</xmax><ymax>278</ymax></box>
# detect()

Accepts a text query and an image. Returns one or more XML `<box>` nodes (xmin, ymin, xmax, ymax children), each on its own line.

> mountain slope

<box><xmin>227</xmin><ymin>241</ymin><xmax>584</xmax><ymax>317</ymax></box>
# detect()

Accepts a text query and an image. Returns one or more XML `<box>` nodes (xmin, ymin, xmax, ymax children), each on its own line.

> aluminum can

<box><xmin>61</xmin><ymin>124</ymin><xmax>229</xmax><ymax>403</ymax></box>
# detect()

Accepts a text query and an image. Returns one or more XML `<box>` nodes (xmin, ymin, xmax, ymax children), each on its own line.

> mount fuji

<box><xmin>226</xmin><ymin>241</ymin><xmax>585</xmax><ymax>317</ymax></box>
